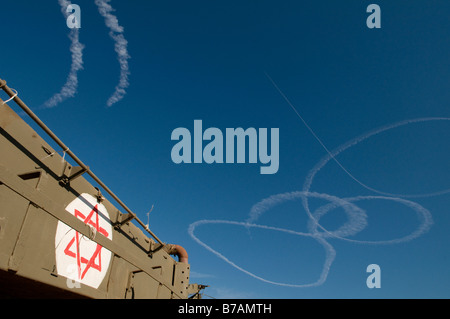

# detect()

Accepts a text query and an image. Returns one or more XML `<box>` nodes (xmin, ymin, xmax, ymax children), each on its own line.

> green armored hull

<box><xmin>0</xmin><ymin>78</ymin><xmax>206</xmax><ymax>299</ymax></box>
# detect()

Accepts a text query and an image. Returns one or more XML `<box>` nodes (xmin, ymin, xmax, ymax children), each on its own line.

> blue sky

<box><xmin>1</xmin><ymin>0</ymin><xmax>450</xmax><ymax>298</ymax></box>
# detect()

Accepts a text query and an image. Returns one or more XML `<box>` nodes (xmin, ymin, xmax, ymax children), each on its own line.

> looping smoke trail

<box><xmin>298</xmin><ymin>118</ymin><xmax>447</xmax><ymax>243</ymax></box>
<box><xmin>44</xmin><ymin>0</ymin><xmax>84</xmax><ymax>108</ymax></box>
<box><xmin>189</xmin><ymin>192</ymin><xmax>364</xmax><ymax>287</ymax></box>
<box><xmin>94</xmin><ymin>0</ymin><xmax>130</xmax><ymax>107</ymax></box>
<box><xmin>308</xmin><ymin>195</ymin><xmax>433</xmax><ymax>245</ymax></box>
<box><xmin>265</xmin><ymin>73</ymin><xmax>450</xmax><ymax>199</ymax></box>
<box><xmin>188</xmin><ymin>219</ymin><xmax>336</xmax><ymax>288</ymax></box>
<box><xmin>188</xmin><ymin>78</ymin><xmax>446</xmax><ymax>287</ymax></box>
<box><xmin>189</xmin><ymin>189</ymin><xmax>433</xmax><ymax>287</ymax></box>
<box><xmin>302</xmin><ymin>117</ymin><xmax>450</xmax><ymax>199</ymax></box>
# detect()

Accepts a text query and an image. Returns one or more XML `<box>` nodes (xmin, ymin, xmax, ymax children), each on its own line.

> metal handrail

<box><xmin>0</xmin><ymin>78</ymin><xmax>164</xmax><ymax>247</ymax></box>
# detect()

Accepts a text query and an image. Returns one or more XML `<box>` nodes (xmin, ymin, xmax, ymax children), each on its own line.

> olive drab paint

<box><xmin>0</xmin><ymin>78</ymin><xmax>207</xmax><ymax>299</ymax></box>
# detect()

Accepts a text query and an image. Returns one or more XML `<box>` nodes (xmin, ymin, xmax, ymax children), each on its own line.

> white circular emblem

<box><xmin>55</xmin><ymin>193</ymin><xmax>113</xmax><ymax>289</ymax></box>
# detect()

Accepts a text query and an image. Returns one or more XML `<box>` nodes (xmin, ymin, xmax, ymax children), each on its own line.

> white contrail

<box><xmin>247</xmin><ymin>192</ymin><xmax>432</xmax><ymax>245</ymax></box>
<box><xmin>246</xmin><ymin>191</ymin><xmax>367</xmax><ymax>233</ymax></box>
<box><xmin>188</xmin><ymin>189</ymin><xmax>433</xmax><ymax>287</ymax></box>
<box><xmin>265</xmin><ymin>73</ymin><xmax>450</xmax><ymax>199</ymax></box>
<box><xmin>94</xmin><ymin>0</ymin><xmax>130</xmax><ymax>107</ymax></box>
<box><xmin>309</xmin><ymin>195</ymin><xmax>433</xmax><ymax>245</ymax></box>
<box><xmin>44</xmin><ymin>0</ymin><xmax>84</xmax><ymax>108</ymax></box>
<box><xmin>188</xmin><ymin>118</ymin><xmax>441</xmax><ymax>288</ymax></box>
<box><xmin>188</xmin><ymin>74</ymin><xmax>445</xmax><ymax>288</ymax></box>
<box><xmin>188</xmin><ymin>192</ymin><xmax>360</xmax><ymax>288</ymax></box>
<box><xmin>188</xmin><ymin>219</ymin><xmax>336</xmax><ymax>288</ymax></box>
<box><xmin>297</xmin><ymin>118</ymin><xmax>447</xmax><ymax>245</ymax></box>
<box><xmin>302</xmin><ymin>117</ymin><xmax>450</xmax><ymax>199</ymax></box>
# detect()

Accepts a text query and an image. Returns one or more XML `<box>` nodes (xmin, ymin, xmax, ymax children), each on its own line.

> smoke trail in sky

<box><xmin>189</xmin><ymin>190</ymin><xmax>433</xmax><ymax>287</ymax></box>
<box><xmin>188</xmin><ymin>219</ymin><xmax>337</xmax><ymax>288</ymax></box>
<box><xmin>188</xmin><ymin>116</ymin><xmax>441</xmax><ymax>288</ymax></box>
<box><xmin>309</xmin><ymin>195</ymin><xmax>433</xmax><ymax>245</ymax></box>
<box><xmin>297</xmin><ymin>118</ymin><xmax>448</xmax><ymax>243</ymax></box>
<box><xmin>265</xmin><ymin>73</ymin><xmax>450</xmax><ymax>199</ymax></box>
<box><xmin>94</xmin><ymin>0</ymin><xmax>130</xmax><ymax>107</ymax></box>
<box><xmin>44</xmin><ymin>0</ymin><xmax>84</xmax><ymax>108</ymax></box>
<box><xmin>302</xmin><ymin>117</ymin><xmax>450</xmax><ymax>199</ymax></box>
<box><xmin>246</xmin><ymin>192</ymin><xmax>432</xmax><ymax>246</ymax></box>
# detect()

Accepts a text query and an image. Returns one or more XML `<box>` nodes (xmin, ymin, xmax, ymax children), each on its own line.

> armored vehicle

<box><xmin>0</xmin><ymin>78</ymin><xmax>207</xmax><ymax>299</ymax></box>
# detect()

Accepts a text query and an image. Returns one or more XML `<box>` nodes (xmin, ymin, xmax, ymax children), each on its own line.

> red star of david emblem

<box><xmin>63</xmin><ymin>204</ymin><xmax>109</xmax><ymax>280</ymax></box>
